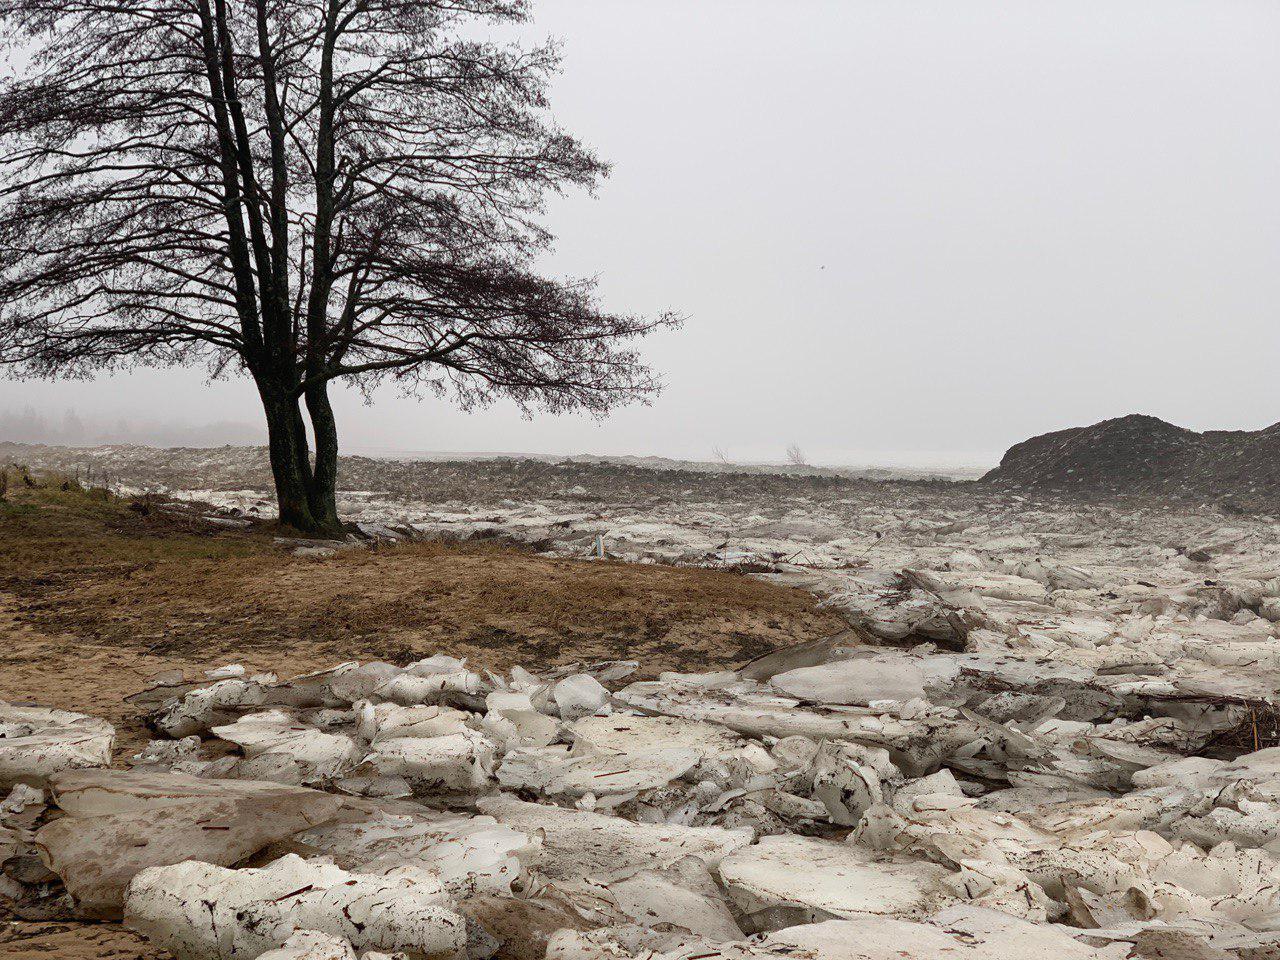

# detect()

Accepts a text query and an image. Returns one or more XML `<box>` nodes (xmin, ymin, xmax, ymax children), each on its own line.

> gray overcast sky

<box><xmin>2</xmin><ymin>0</ymin><xmax>1277</xmax><ymax>468</ymax></box>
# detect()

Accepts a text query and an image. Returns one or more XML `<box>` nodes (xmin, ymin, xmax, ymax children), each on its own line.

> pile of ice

<box><xmin>3</xmin><ymin>621</ymin><xmax>1280</xmax><ymax>960</ymax></box>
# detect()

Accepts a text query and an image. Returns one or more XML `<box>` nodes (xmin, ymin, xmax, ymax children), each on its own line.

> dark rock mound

<box><xmin>982</xmin><ymin>414</ymin><xmax>1280</xmax><ymax>503</ymax></box>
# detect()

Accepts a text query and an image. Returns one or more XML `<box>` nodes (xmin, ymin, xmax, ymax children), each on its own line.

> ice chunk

<box><xmin>288</xmin><ymin>806</ymin><xmax>536</xmax><ymax>897</ymax></box>
<box><xmin>496</xmin><ymin>745</ymin><xmax>700</xmax><ymax>798</ymax></box>
<box><xmin>761</xmin><ymin>911</ymin><xmax>1126</xmax><ymax>960</ymax></box>
<box><xmin>810</xmin><ymin>741</ymin><xmax>899</xmax><ymax>825</ymax></box>
<box><xmin>570</xmin><ymin>714</ymin><xmax>744</xmax><ymax>761</ymax></box>
<box><xmin>477</xmin><ymin>795</ymin><xmax>752</xmax><ymax>879</ymax></box>
<box><xmin>0</xmin><ymin>702</ymin><xmax>114</xmax><ymax>788</ymax></box>
<box><xmin>363</xmin><ymin>729</ymin><xmax>495</xmax><ymax>792</ymax></box>
<box><xmin>37</xmin><ymin>770</ymin><xmax>341</xmax><ymax>919</ymax></box>
<box><xmin>716</xmin><ymin>834</ymin><xmax>949</xmax><ymax>927</ymax></box>
<box><xmin>374</xmin><ymin>670</ymin><xmax>485</xmax><ymax>706</ymax></box>
<box><xmin>210</xmin><ymin>711</ymin><xmax>363</xmax><ymax>784</ymax></box>
<box><xmin>554</xmin><ymin>675</ymin><xmax>610</xmax><ymax>721</ymax></box>
<box><xmin>609</xmin><ymin>858</ymin><xmax>743</xmax><ymax>941</ymax></box>
<box><xmin>481</xmin><ymin>692</ymin><xmax>559</xmax><ymax>748</ymax></box>
<box><xmin>123</xmin><ymin>854</ymin><xmax>466</xmax><ymax>959</ymax></box>
<box><xmin>255</xmin><ymin>931</ymin><xmax>356</xmax><ymax>960</ymax></box>
<box><xmin>153</xmin><ymin>679</ymin><xmax>269</xmax><ymax>737</ymax></box>
<box><xmin>770</xmin><ymin>654</ymin><xmax>940</xmax><ymax>706</ymax></box>
<box><xmin>357</xmin><ymin>702</ymin><xmax>474</xmax><ymax>742</ymax></box>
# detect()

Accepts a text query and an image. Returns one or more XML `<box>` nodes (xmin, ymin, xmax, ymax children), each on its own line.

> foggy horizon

<box><xmin>2</xmin><ymin>0</ymin><xmax>1276</xmax><ymax>469</ymax></box>
<box><xmin>6</xmin><ymin>401</ymin><xmax>1277</xmax><ymax>473</ymax></box>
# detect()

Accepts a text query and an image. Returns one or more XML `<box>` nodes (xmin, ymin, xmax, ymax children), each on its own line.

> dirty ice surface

<box><xmin>8</xmin><ymin>472</ymin><xmax>1280</xmax><ymax>957</ymax></box>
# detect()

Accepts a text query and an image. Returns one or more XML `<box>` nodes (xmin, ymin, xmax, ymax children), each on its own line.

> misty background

<box><xmin>2</xmin><ymin>0</ymin><xmax>1276</xmax><ymax>469</ymax></box>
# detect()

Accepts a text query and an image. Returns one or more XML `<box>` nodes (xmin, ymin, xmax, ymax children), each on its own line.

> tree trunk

<box><xmin>304</xmin><ymin>380</ymin><xmax>341</xmax><ymax>533</ymax></box>
<box><xmin>257</xmin><ymin>381</ymin><xmax>330</xmax><ymax>535</ymax></box>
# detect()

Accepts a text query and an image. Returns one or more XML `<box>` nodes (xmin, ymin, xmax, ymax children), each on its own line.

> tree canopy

<box><xmin>0</xmin><ymin>0</ymin><xmax>676</xmax><ymax>532</ymax></box>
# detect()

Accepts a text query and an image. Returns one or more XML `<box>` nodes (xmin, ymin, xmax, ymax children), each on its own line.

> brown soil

<box><xmin>0</xmin><ymin>477</ymin><xmax>843</xmax><ymax>957</ymax></box>
<box><xmin>1</xmin><ymin>921</ymin><xmax>157</xmax><ymax>959</ymax></box>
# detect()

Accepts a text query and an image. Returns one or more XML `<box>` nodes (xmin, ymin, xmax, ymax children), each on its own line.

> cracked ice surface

<box><xmin>10</xmin><ymin>482</ymin><xmax>1280</xmax><ymax>957</ymax></box>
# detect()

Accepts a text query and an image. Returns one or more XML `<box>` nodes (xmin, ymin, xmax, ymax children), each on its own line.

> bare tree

<box><xmin>0</xmin><ymin>0</ymin><xmax>677</xmax><ymax>534</ymax></box>
<box><xmin>710</xmin><ymin>445</ymin><xmax>730</xmax><ymax>465</ymax></box>
<box><xmin>785</xmin><ymin>442</ymin><xmax>807</xmax><ymax>466</ymax></box>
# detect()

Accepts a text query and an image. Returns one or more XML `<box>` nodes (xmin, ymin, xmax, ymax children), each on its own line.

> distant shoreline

<box><xmin>0</xmin><ymin>439</ymin><xmax>989</xmax><ymax>482</ymax></box>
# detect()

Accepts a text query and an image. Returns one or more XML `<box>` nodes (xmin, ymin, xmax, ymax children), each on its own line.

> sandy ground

<box><xmin>0</xmin><ymin>548</ymin><xmax>839</xmax><ymax>753</ymax></box>
<box><xmin>0</xmin><ymin>480</ymin><xmax>842</xmax><ymax>957</ymax></box>
<box><xmin>1</xmin><ymin>921</ymin><xmax>158</xmax><ymax>958</ymax></box>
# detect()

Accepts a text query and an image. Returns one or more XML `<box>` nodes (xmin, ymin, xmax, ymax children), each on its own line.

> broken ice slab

<box><xmin>768</xmin><ymin>649</ymin><xmax>960</xmax><ymax>706</ymax></box>
<box><xmin>558</xmin><ymin>909</ymin><xmax>1131</xmax><ymax>959</ymax></box>
<box><xmin>854</xmin><ymin>799</ymin><xmax>1055</xmax><ymax>915</ymax></box>
<box><xmin>36</xmin><ymin>769</ymin><xmax>341</xmax><ymax>919</ymax></box>
<box><xmin>374</xmin><ymin>670</ymin><xmax>487</xmax><ymax>707</ymax></box>
<box><xmin>254</xmin><ymin>931</ymin><xmax>356</xmax><ymax>960</ymax></box>
<box><xmin>362</xmin><ymin>729</ymin><xmax>495</xmax><ymax>793</ymax></box>
<box><xmin>481</xmin><ymin>693</ymin><xmax>560</xmax><ymax>749</ymax></box>
<box><xmin>359</xmin><ymin>702</ymin><xmax>475</xmax><ymax>742</ymax></box>
<box><xmin>612</xmin><ymin>679</ymin><xmax>1006</xmax><ymax>777</ymax></box>
<box><xmin>74</xmin><ymin>473</ymin><xmax>1280</xmax><ymax>954</ymax></box>
<box><xmin>716</xmin><ymin>833</ymin><xmax>951</xmax><ymax>930</ymax></box>
<box><xmin>124</xmin><ymin>854</ymin><xmax>466</xmax><ymax>960</ymax></box>
<box><xmin>477</xmin><ymin>795</ymin><xmax>752</xmax><ymax>880</ymax></box>
<box><xmin>210</xmin><ymin>711</ymin><xmax>363</xmax><ymax>784</ymax></box>
<box><xmin>152</xmin><ymin>678</ymin><xmax>271</xmax><ymax>737</ymax></box>
<box><xmin>544</xmin><ymin>924</ymin><xmax>680</xmax><ymax>959</ymax></box>
<box><xmin>810</xmin><ymin>741</ymin><xmax>900</xmax><ymax>825</ymax></box>
<box><xmin>613</xmin><ymin>678</ymin><xmax>906</xmax><ymax>741</ymax></box>
<box><xmin>0</xmin><ymin>701</ymin><xmax>114</xmax><ymax>788</ymax></box>
<box><xmin>278</xmin><ymin>799</ymin><xmax>537</xmax><ymax>897</ymax></box>
<box><xmin>736</xmin><ymin>629</ymin><xmax>868</xmax><ymax>681</ymax></box>
<box><xmin>131</xmin><ymin>736</ymin><xmax>204</xmax><ymax>770</ymax></box>
<box><xmin>322</xmin><ymin>662</ymin><xmax>402</xmax><ymax>704</ymax></box>
<box><xmin>0</xmin><ymin>783</ymin><xmax>51</xmax><ymax>905</ymax></box>
<box><xmin>608</xmin><ymin>857</ymin><xmax>744</xmax><ymax>941</ymax></box>
<box><xmin>828</xmin><ymin>905</ymin><xmax>1129</xmax><ymax>960</ymax></box>
<box><xmin>496</xmin><ymin>744</ymin><xmax>701</xmax><ymax>798</ymax></box>
<box><xmin>552</xmin><ymin>674</ymin><xmax>611</xmax><ymax>721</ymax></box>
<box><xmin>568</xmin><ymin>713</ymin><xmax>746</xmax><ymax>762</ymax></box>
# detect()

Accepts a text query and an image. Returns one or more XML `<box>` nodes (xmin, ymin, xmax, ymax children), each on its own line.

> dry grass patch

<box><xmin>0</xmin><ymin>477</ymin><xmax>843</xmax><ymax>738</ymax></box>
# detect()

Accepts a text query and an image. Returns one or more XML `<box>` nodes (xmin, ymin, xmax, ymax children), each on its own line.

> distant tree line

<box><xmin>0</xmin><ymin>406</ymin><xmax>262</xmax><ymax>448</ymax></box>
